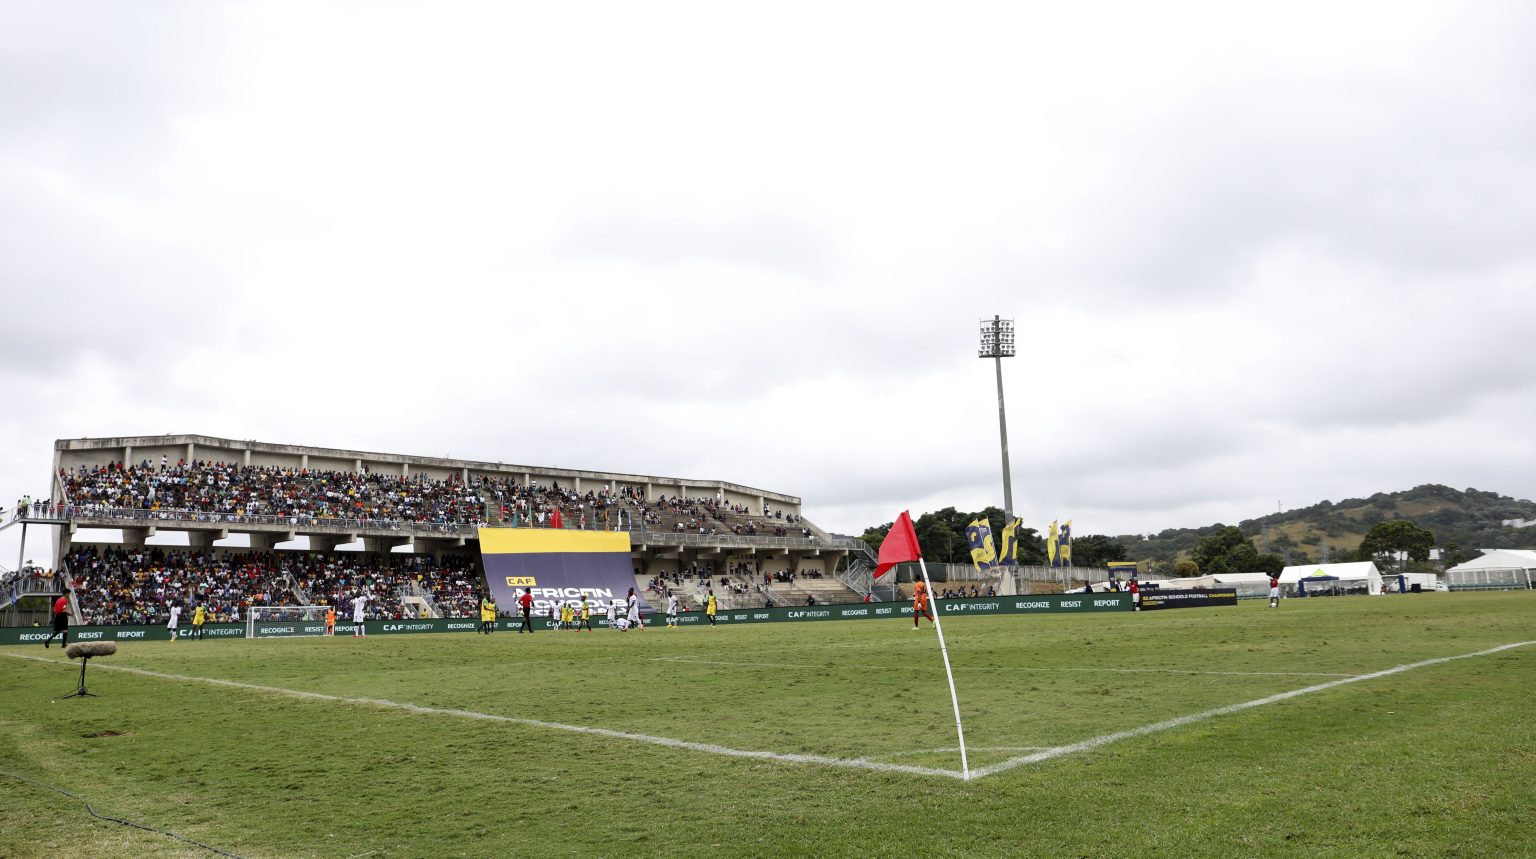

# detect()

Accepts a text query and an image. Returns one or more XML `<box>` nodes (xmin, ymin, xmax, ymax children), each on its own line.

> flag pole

<box><xmin>918</xmin><ymin>557</ymin><xmax>971</xmax><ymax>781</ymax></box>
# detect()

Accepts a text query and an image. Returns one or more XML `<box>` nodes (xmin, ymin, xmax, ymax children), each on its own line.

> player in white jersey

<box><xmin>626</xmin><ymin>587</ymin><xmax>643</xmax><ymax>631</ymax></box>
<box><xmin>166</xmin><ymin>602</ymin><xmax>182</xmax><ymax>641</ymax></box>
<box><xmin>351</xmin><ymin>592</ymin><xmax>370</xmax><ymax>637</ymax></box>
<box><xmin>607</xmin><ymin>599</ymin><xmax>618</xmax><ymax>629</ymax></box>
<box><xmin>666</xmin><ymin>593</ymin><xmax>678</xmax><ymax>628</ymax></box>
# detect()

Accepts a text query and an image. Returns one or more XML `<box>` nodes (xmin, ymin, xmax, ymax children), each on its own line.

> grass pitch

<box><xmin>2</xmin><ymin>593</ymin><xmax>1534</xmax><ymax>858</ymax></box>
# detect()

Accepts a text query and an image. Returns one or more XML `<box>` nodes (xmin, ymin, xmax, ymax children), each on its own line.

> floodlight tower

<box><xmin>978</xmin><ymin>316</ymin><xmax>1016</xmax><ymax>521</ymax></box>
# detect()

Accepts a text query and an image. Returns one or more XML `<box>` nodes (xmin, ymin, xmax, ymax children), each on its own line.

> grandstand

<box><xmin>1</xmin><ymin>434</ymin><xmax>872</xmax><ymax>626</ymax></box>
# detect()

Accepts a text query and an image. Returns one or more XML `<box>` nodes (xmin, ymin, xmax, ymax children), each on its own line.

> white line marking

<box><xmin>877</xmin><ymin>746</ymin><xmax>1050</xmax><ymax>759</ymax></box>
<box><xmin>958</xmin><ymin>666</ymin><xmax>1360</xmax><ymax>678</ymax></box>
<box><xmin>8</xmin><ymin>640</ymin><xmax>1528</xmax><ymax>781</ymax></box>
<box><xmin>967</xmin><ymin>640</ymin><xmax>1536</xmax><ymax>779</ymax></box>
<box><xmin>2</xmin><ymin>653</ymin><xmax>958</xmax><ymax>779</ymax></box>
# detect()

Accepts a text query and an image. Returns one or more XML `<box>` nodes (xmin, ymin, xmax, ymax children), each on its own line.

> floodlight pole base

<box><xmin>58</xmin><ymin>657</ymin><xmax>98</xmax><ymax>700</ymax></box>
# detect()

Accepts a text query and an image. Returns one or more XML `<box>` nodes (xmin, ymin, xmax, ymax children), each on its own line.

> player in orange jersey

<box><xmin>912</xmin><ymin>578</ymin><xmax>935</xmax><ymax>629</ymax></box>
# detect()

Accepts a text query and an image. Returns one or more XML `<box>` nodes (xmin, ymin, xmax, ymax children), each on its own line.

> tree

<box><xmin>1190</xmin><ymin>526</ymin><xmax>1261</xmax><ymax>574</ymax></box>
<box><xmin>1437</xmin><ymin>541</ymin><xmax>1476</xmax><ymax>570</ymax></box>
<box><xmin>1358</xmin><ymin>520</ymin><xmax>1435</xmax><ymax>571</ymax></box>
<box><xmin>860</xmin><ymin>507</ymin><xmax>1045</xmax><ymax>566</ymax></box>
<box><xmin>1173</xmin><ymin>559</ymin><xmax>1200</xmax><ymax>576</ymax></box>
<box><xmin>1070</xmin><ymin>534</ymin><xmax>1128</xmax><ymax>569</ymax></box>
<box><xmin>1254</xmin><ymin>553</ymin><xmax>1285</xmax><ymax>575</ymax></box>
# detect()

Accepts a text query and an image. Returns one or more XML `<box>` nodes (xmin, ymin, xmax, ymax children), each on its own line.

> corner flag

<box><xmin>873</xmin><ymin>510</ymin><xmax>922</xmax><ymax>579</ymax></box>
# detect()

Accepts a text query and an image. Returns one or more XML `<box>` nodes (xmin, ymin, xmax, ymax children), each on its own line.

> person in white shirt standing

<box><xmin>167</xmin><ymin>602</ymin><xmax>182</xmax><ymax>641</ymax></box>
<box><xmin>625</xmin><ymin>587</ymin><xmax>643</xmax><ymax>631</ymax></box>
<box><xmin>351</xmin><ymin>592</ymin><xmax>370</xmax><ymax>638</ymax></box>
<box><xmin>607</xmin><ymin>599</ymin><xmax>619</xmax><ymax>630</ymax></box>
<box><xmin>666</xmin><ymin>592</ymin><xmax>678</xmax><ymax>628</ymax></box>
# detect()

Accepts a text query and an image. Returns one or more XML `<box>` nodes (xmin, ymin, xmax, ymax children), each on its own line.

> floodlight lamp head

<box><xmin>978</xmin><ymin>316</ymin><xmax>1016</xmax><ymax>359</ymax></box>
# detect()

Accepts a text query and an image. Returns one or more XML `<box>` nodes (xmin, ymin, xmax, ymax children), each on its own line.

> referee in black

<box><xmin>518</xmin><ymin>587</ymin><xmax>534</xmax><ymax>633</ymax></box>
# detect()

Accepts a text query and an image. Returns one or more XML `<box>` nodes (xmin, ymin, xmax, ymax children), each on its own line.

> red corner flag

<box><xmin>550</xmin><ymin>508</ymin><xmax>564</xmax><ymax>529</ymax></box>
<box><xmin>873</xmin><ymin>511</ymin><xmax>922</xmax><ymax>579</ymax></box>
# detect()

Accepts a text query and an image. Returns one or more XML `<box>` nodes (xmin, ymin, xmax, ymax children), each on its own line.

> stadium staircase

<box><xmin>774</xmin><ymin>577</ymin><xmax>861</xmax><ymax>606</ymax></box>
<box><xmin>397</xmin><ymin>581</ymin><xmax>439</xmax><ymax>618</ymax></box>
<box><xmin>759</xmin><ymin>584</ymin><xmax>789</xmax><ymax>606</ymax></box>
<box><xmin>0</xmin><ymin>559</ymin><xmax>71</xmax><ymax>626</ymax></box>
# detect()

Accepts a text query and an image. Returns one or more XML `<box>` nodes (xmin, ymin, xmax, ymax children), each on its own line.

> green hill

<box><xmin>1115</xmin><ymin>484</ymin><xmax>1536</xmax><ymax>572</ymax></box>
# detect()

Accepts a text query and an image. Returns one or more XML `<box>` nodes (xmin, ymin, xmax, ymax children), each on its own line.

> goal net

<box><xmin>245</xmin><ymin>605</ymin><xmax>333</xmax><ymax>639</ymax></box>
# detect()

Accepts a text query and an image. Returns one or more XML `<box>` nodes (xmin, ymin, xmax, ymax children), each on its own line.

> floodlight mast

<box><xmin>978</xmin><ymin>316</ymin><xmax>1016</xmax><ymax>522</ymax></box>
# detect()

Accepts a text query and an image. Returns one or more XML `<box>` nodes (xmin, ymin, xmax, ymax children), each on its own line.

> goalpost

<box><xmin>245</xmin><ymin>605</ymin><xmax>333</xmax><ymax>639</ymax></box>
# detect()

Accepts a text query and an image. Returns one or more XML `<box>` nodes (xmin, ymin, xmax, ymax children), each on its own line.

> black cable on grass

<box><xmin>0</xmin><ymin>767</ymin><xmax>244</xmax><ymax>858</ymax></box>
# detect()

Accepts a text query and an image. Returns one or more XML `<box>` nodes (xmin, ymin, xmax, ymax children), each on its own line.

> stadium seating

<box><xmin>58</xmin><ymin>461</ymin><xmax>816</xmax><ymax>542</ymax></box>
<box><xmin>64</xmin><ymin>546</ymin><xmax>486</xmax><ymax>625</ymax></box>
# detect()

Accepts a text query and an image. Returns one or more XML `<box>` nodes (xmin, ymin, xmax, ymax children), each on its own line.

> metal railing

<box><xmin>67</xmin><ymin>507</ymin><xmax>482</xmax><ymax>536</ymax></box>
<box><xmin>836</xmin><ymin>560</ymin><xmax>874</xmax><ymax>597</ymax></box>
<box><xmin>61</xmin><ymin>506</ymin><xmax>865</xmax><ymax>551</ymax></box>
<box><xmin>758</xmin><ymin>584</ymin><xmax>789</xmax><ymax>607</ymax></box>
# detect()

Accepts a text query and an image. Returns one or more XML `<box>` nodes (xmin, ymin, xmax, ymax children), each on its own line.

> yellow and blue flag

<box><xmin>1047</xmin><ymin>520</ymin><xmax>1059</xmax><ymax>568</ymax></box>
<box><xmin>998</xmin><ymin>517</ymin><xmax>1024</xmax><ymax>565</ymax></box>
<box><xmin>1060</xmin><ymin>520</ymin><xmax>1073</xmax><ymax>566</ymax></box>
<box><xmin>965</xmin><ymin>518</ymin><xmax>997</xmax><ymax>571</ymax></box>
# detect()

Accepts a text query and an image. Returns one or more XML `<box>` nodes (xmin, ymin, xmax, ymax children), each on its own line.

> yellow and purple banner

<box><xmin>478</xmin><ymin>528</ymin><xmax>649</xmax><ymax>615</ymax></box>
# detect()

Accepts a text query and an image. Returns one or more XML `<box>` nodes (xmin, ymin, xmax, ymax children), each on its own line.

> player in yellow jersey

<box><xmin>479</xmin><ymin>594</ymin><xmax>497</xmax><ymax>634</ymax></box>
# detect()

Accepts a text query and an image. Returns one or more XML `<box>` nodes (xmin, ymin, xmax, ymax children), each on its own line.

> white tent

<box><xmin>1279</xmin><ymin>561</ymin><xmax>1384</xmax><ymax>596</ymax></box>
<box><xmin>1211</xmin><ymin>572</ymin><xmax>1276</xmax><ymax>598</ymax></box>
<box><xmin>1444</xmin><ymin>549</ymin><xmax>1536</xmax><ymax>590</ymax></box>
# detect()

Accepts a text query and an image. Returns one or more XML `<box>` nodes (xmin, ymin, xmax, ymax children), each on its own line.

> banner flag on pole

<box><xmin>1060</xmin><ymin>520</ymin><xmax>1073</xmax><ymax>566</ymax></box>
<box><xmin>873</xmin><ymin>510</ymin><xmax>922</xmax><ymax>579</ymax></box>
<box><xmin>550</xmin><ymin>508</ymin><xmax>564</xmax><ymax>529</ymax></box>
<box><xmin>999</xmin><ymin>517</ymin><xmax>1023</xmax><ymax>565</ymax></box>
<box><xmin>965</xmin><ymin>518</ymin><xmax>997</xmax><ymax>571</ymax></box>
<box><xmin>1047</xmin><ymin>520</ymin><xmax>1059</xmax><ymax>568</ymax></box>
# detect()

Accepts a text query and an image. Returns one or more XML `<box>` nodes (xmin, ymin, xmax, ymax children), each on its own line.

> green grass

<box><xmin>2</xmin><ymin>593</ymin><xmax>1534</xmax><ymax>858</ymax></box>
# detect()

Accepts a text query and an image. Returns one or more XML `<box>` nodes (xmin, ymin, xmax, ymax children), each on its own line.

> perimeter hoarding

<box><xmin>0</xmin><ymin>594</ymin><xmax>1137</xmax><ymax>644</ymax></box>
<box><xmin>478</xmin><ymin>528</ymin><xmax>650</xmax><ymax>617</ymax></box>
<box><xmin>1138</xmin><ymin>588</ymin><xmax>1239</xmax><ymax>610</ymax></box>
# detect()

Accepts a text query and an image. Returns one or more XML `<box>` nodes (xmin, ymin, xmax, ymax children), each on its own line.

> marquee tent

<box><xmin>1279</xmin><ymin>561</ymin><xmax>1383</xmax><ymax>596</ymax></box>
<box><xmin>1444</xmin><ymin>549</ymin><xmax>1536</xmax><ymax>590</ymax></box>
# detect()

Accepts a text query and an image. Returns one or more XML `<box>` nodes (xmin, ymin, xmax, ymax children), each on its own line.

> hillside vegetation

<box><xmin>1117</xmin><ymin>484</ymin><xmax>1536</xmax><ymax>572</ymax></box>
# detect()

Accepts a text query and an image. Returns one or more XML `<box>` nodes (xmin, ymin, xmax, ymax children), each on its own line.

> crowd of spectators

<box><xmin>55</xmin><ymin>461</ymin><xmax>816</xmax><ymax>544</ymax></box>
<box><xmin>67</xmin><ymin>546</ymin><xmax>299</xmax><ymax>626</ymax></box>
<box><xmin>60</xmin><ymin>460</ymin><xmax>486</xmax><ymax>527</ymax></box>
<box><xmin>64</xmin><ymin>545</ymin><xmax>488</xmax><ymax>626</ymax></box>
<box><xmin>12</xmin><ymin>495</ymin><xmax>66</xmax><ymax>520</ymax></box>
<box><xmin>939</xmin><ymin>585</ymin><xmax>996</xmax><ymax>599</ymax></box>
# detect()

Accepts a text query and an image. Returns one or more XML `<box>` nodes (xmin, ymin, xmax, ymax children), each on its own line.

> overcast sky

<box><xmin>3</xmin><ymin>1</ymin><xmax>1534</xmax><ymax>567</ymax></box>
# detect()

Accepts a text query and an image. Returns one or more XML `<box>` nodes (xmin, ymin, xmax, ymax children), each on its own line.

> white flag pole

<box><xmin>918</xmin><ymin>557</ymin><xmax>971</xmax><ymax>781</ymax></box>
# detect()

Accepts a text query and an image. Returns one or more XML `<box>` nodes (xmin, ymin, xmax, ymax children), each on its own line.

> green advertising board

<box><xmin>0</xmin><ymin>594</ymin><xmax>1133</xmax><ymax>646</ymax></box>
